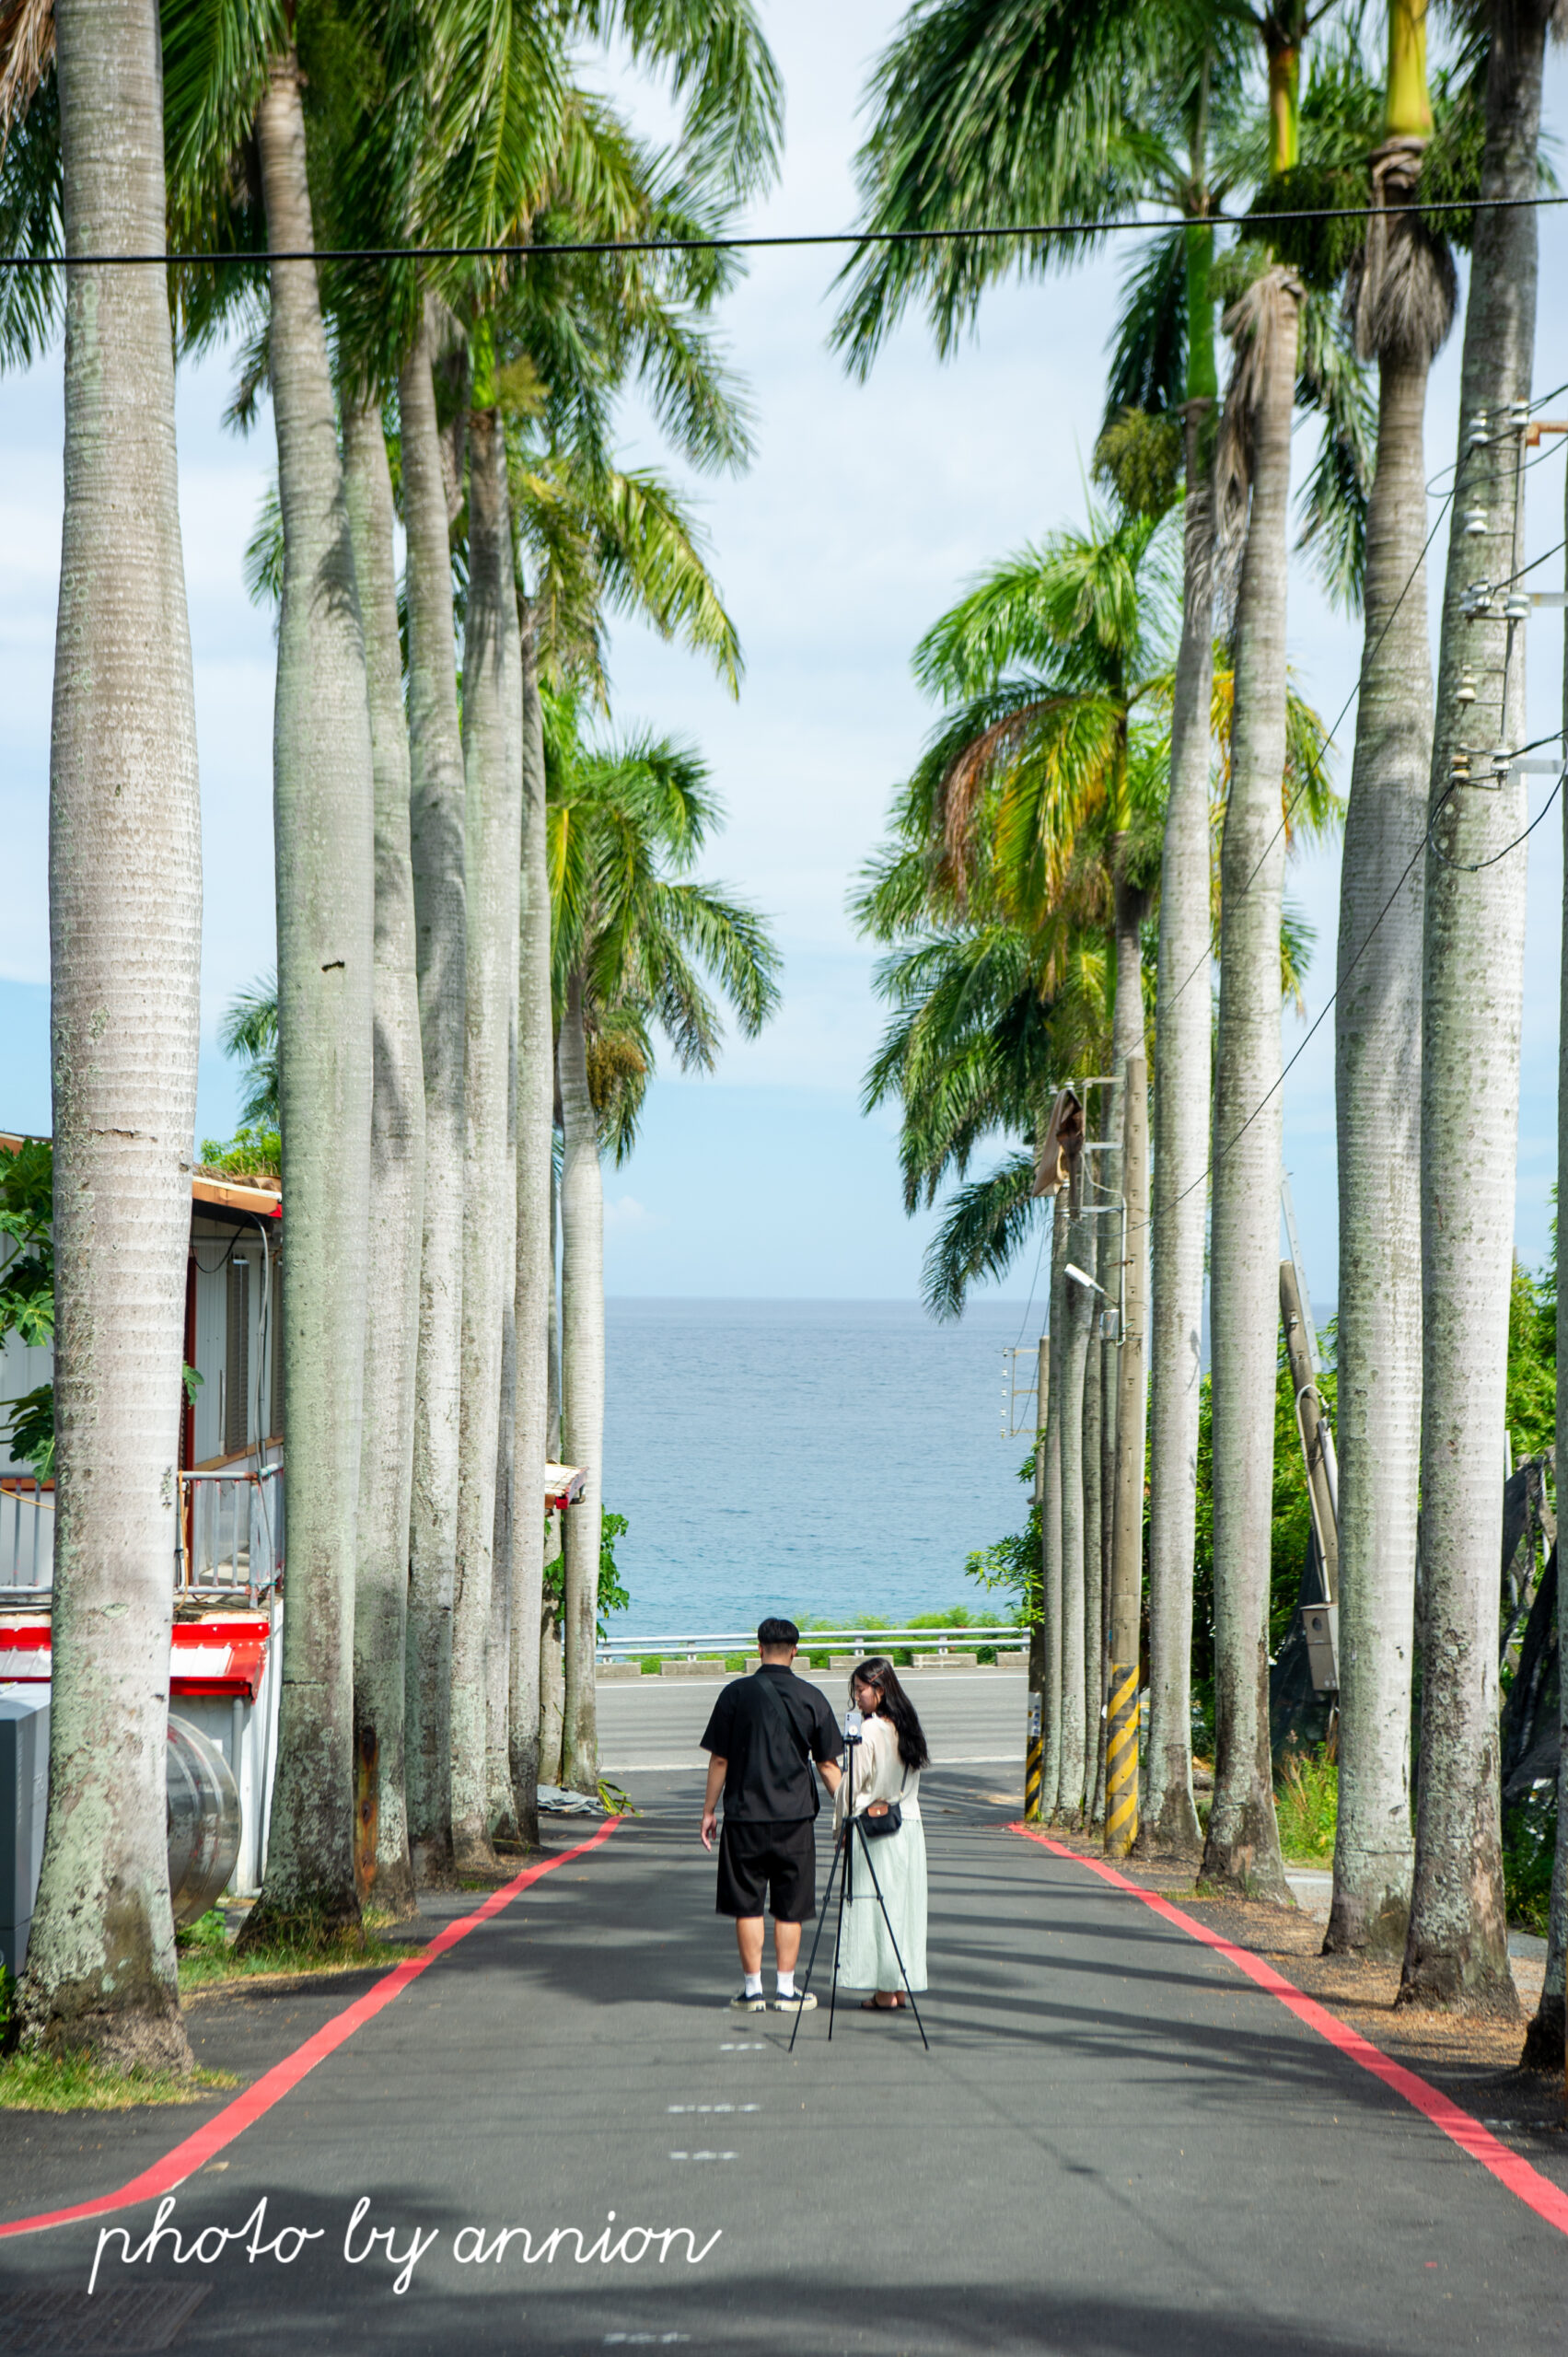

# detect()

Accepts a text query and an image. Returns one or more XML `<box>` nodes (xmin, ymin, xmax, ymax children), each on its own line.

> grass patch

<box><xmin>638</xmin><ymin>1655</ymin><xmax>662</xmax><ymax>1675</ymax></box>
<box><xmin>1274</xmin><ymin>1747</ymin><xmax>1337</xmax><ymax>1864</ymax></box>
<box><xmin>724</xmin><ymin>1654</ymin><xmax>747</xmax><ymax>1673</ymax></box>
<box><xmin>176</xmin><ymin>1912</ymin><xmax>420</xmax><ymax>1993</ymax></box>
<box><xmin>0</xmin><ymin>2054</ymin><xmax>240</xmax><ymax>2113</ymax></box>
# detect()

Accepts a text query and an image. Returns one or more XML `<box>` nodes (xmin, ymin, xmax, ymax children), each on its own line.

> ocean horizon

<box><xmin>602</xmin><ymin>1296</ymin><xmax>1042</xmax><ymax>1638</ymax></box>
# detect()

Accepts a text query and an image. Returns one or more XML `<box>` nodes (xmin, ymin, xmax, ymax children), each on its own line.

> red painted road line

<box><xmin>1010</xmin><ymin>1822</ymin><xmax>1568</xmax><ymax>2239</ymax></box>
<box><xmin>0</xmin><ymin>1816</ymin><xmax>621</xmax><ymax>2243</ymax></box>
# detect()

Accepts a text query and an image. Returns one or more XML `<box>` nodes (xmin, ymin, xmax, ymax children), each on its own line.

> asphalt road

<box><xmin>3</xmin><ymin>1766</ymin><xmax>1565</xmax><ymax>2356</ymax></box>
<box><xmin>598</xmin><ymin>1665</ymin><xmax>1028</xmax><ymax>1777</ymax></box>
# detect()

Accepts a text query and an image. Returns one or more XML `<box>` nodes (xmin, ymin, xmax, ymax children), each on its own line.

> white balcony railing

<box><xmin>0</xmin><ymin>1454</ymin><xmax>284</xmax><ymax>1606</ymax></box>
<box><xmin>180</xmin><ymin>1458</ymin><xmax>285</xmax><ymax>1603</ymax></box>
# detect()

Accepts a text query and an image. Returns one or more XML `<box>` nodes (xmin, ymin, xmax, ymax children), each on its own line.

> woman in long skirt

<box><xmin>836</xmin><ymin>1655</ymin><xmax>929</xmax><ymax>2010</ymax></box>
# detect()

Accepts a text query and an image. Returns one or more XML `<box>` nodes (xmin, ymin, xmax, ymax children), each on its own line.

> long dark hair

<box><xmin>851</xmin><ymin>1657</ymin><xmax>930</xmax><ymax>1772</ymax></box>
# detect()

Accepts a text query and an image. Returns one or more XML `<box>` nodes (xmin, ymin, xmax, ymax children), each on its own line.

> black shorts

<box><xmin>715</xmin><ymin>1817</ymin><xmax>817</xmax><ymax>1921</ymax></box>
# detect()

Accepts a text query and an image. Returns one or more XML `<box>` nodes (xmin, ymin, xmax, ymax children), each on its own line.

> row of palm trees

<box><xmin>6</xmin><ymin>0</ymin><xmax>781</xmax><ymax>2064</ymax></box>
<box><xmin>846</xmin><ymin>0</ymin><xmax>1563</xmax><ymax>2036</ymax></box>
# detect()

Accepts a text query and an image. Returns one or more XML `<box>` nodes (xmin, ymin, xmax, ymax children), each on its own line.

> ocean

<box><xmin>602</xmin><ymin>1298</ymin><xmax>1040</xmax><ymax>1637</ymax></box>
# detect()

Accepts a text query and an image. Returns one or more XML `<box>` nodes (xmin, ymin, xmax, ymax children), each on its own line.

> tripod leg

<box><xmin>827</xmin><ymin>1817</ymin><xmax>853</xmax><ymax>2043</ymax></box>
<box><xmin>854</xmin><ymin>1821</ymin><xmax>930</xmax><ymax>2051</ymax></box>
<box><xmin>789</xmin><ymin>1822</ymin><xmax>843</xmax><ymax>2055</ymax></box>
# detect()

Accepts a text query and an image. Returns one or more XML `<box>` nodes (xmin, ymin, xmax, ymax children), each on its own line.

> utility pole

<box><xmin>1025</xmin><ymin>1332</ymin><xmax>1049</xmax><ymax>1821</ymax></box>
<box><xmin>1279</xmin><ymin>1260</ymin><xmax>1339</xmax><ymax>1606</ymax></box>
<box><xmin>1106</xmin><ymin>1053</ymin><xmax>1148</xmax><ymax>1858</ymax></box>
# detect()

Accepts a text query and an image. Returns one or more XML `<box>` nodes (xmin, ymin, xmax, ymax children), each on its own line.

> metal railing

<box><xmin>179</xmin><ymin>1463</ymin><xmax>284</xmax><ymax>1603</ymax></box>
<box><xmin>0</xmin><ymin>1479</ymin><xmax>54</xmax><ymax>1596</ymax></box>
<box><xmin>597</xmin><ymin>1624</ymin><xmax>1028</xmax><ymax>1665</ymax></box>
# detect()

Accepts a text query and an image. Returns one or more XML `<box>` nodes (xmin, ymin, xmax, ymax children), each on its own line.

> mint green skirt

<box><xmin>835</xmin><ymin>1815</ymin><xmax>928</xmax><ymax>1991</ymax></box>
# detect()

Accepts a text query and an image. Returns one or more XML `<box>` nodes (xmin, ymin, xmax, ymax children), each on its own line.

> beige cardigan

<box><xmin>835</xmin><ymin>1712</ymin><xmax>921</xmax><ymax>1833</ymax></box>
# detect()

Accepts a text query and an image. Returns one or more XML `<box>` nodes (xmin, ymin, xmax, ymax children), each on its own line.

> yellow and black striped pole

<box><xmin>1025</xmin><ymin>1689</ymin><xmax>1044</xmax><ymax>1822</ymax></box>
<box><xmin>1104</xmin><ymin>1661</ymin><xmax>1139</xmax><ymax>1852</ymax></box>
<box><xmin>1105</xmin><ymin>1053</ymin><xmax>1147</xmax><ymax>1861</ymax></box>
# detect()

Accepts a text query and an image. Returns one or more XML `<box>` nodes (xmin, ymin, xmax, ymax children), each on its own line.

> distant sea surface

<box><xmin>603</xmin><ymin>1298</ymin><xmax>1038</xmax><ymax>1637</ymax></box>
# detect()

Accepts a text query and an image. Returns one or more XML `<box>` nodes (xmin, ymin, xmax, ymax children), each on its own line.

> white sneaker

<box><xmin>770</xmin><ymin>1988</ymin><xmax>817</xmax><ymax>2013</ymax></box>
<box><xmin>729</xmin><ymin>1989</ymin><xmax>767</xmax><ymax>2011</ymax></box>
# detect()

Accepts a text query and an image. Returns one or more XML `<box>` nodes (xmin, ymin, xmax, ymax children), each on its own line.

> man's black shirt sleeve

<box><xmin>808</xmin><ymin>1686</ymin><xmax>843</xmax><ymax>1766</ymax></box>
<box><xmin>700</xmin><ymin>1687</ymin><xmax>737</xmax><ymax>1758</ymax></box>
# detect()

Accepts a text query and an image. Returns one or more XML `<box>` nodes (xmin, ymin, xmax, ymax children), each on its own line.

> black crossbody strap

<box><xmin>752</xmin><ymin>1671</ymin><xmax>811</xmax><ymax>1766</ymax></box>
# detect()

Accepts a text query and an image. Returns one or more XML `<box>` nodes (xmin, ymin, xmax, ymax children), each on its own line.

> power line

<box><xmin>1157</xmin><ymin>420</ymin><xmax>1568</xmax><ymax>1031</ymax></box>
<box><xmin>4</xmin><ymin>189</ymin><xmax>1568</xmax><ymax>272</ymax></box>
<box><xmin>1156</xmin><ymin>471</ymin><xmax>1464</xmax><ymax>1028</ymax></box>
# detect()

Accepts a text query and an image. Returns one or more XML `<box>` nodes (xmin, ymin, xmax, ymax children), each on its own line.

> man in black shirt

<box><xmin>700</xmin><ymin>1617</ymin><xmax>843</xmax><ymax>2013</ymax></box>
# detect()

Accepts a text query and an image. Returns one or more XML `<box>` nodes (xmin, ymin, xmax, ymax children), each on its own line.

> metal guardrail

<box><xmin>0</xmin><ymin>1480</ymin><xmax>53</xmax><ymax>1596</ymax></box>
<box><xmin>597</xmin><ymin>1624</ymin><xmax>1028</xmax><ymax>1664</ymax></box>
<box><xmin>179</xmin><ymin>1464</ymin><xmax>284</xmax><ymax>1604</ymax></box>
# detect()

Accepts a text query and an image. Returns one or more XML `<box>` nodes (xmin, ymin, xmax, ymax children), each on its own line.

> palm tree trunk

<box><xmin>1090</xmin><ymin>1158</ymin><xmax>1119</xmax><ymax>1833</ymax></box>
<box><xmin>1403</xmin><ymin>0</ymin><xmax>1552</xmax><ymax>2016</ymax></box>
<box><xmin>1327</xmin><ymin>342</ymin><xmax>1433</xmax><ymax>1955</ymax></box>
<box><xmin>509</xmin><ymin>618</ymin><xmax>553</xmax><ymax>1847</ymax></box>
<box><xmin>1521</xmin><ymin>477</ymin><xmax>1568</xmax><ymax>2074</ymax></box>
<box><xmin>1201</xmin><ymin>269</ymin><xmax>1300</xmax><ymax>1905</ymax></box>
<box><xmin>558</xmin><ymin>971</ymin><xmax>604</xmax><ymax>1793</ymax></box>
<box><xmin>451</xmin><ymin>402</ymin><xmax>523</xmax><ymax>1874</ymax></box>
<box><xmin>1058</xmin><ymin>1157</ymin><xmax>1091</xmax><ymax>1819</ymax></box>
<box><xmin>1039</xmin><ymin>1197</ymin><xmax>1068</xmax><ymax>1820</ymax></box>
<box><xmin>1081</xmin><ymin>1280</ymin><xmax>1104</xmax><ymax>1818</ymax></box>
<box><xmin>18</xmin><ymin>0</ymin><xmax>201</xmax><ymax>2066</ymax></box>
<box><xmin>238</xmin><ymin>53</ymin><xmax>375</xmax><ymax>1947</ymax></box>
<box><xmin>341</xmin><ymin>396</ymin><xmax>423</xmax><ymax>1921</ymax></box>
<box><xmin>539</xmin><ymin>1580</ymin><xmax>565</xmax><ymax>1786</ymax></box>
<box><xmin>488</xmin><ymin>1288</ymin><xmax>517</xmax><ymax>1840</ymax></box>
<box><xmin>1142</xmin><ymin>395</ymin><xmax>1214</xmax><ymax>1862</ymax></box>
<box><xmin>401</xmin><ymin>308</ymin><xmax>466</xmax><ymax>1885</ymax></box>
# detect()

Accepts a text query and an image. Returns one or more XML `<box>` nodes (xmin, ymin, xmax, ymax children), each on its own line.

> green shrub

<box><xmin>1274</xmin><ymin>1747</ymin><xmax>1337</xmax><ymax>1862</ymax></box>
<box><xmin>174</xmin><ymin>1907</ymin><xmax>229</xmax><ymax>1955</ymax></box>
<box><xmin>1503</xmin><ymin>1784</ymin><xmax>1556</xmax><ymax>1937</ymax></box>
<box><xmin>638</xmin><ymin>1655</ymin><xmax>662</xmax><ymax>1675</ymax></box>
<box><xmin>807</xmin><ymin>1651</ymin><xmax>830</xmax><ymax>1669</ymax></box>
<box><xmin>724</xmin><ymin>1654</ymin><xmax>746</xmax><ymax>1673</ymax></box>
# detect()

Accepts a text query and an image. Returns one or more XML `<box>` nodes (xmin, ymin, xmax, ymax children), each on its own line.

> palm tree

<box><xmin>342</xmin><ymin>393</ymin><xmax>425</xmax><ymax>1920</ymax></box>
<box><xmin>14</xmin><ymin>0</ymin><xmax>201</xmax><ymax>2067</ymax></box>
<box><xmin>1404</xmin><ymin>0</ymin><xmax>1559</xmax><ymax>2019</ymax></box>
<box><xmin>1199</xmin><ymin>0</ymin><xmax>1327</xmax><ymax>1908</ymax></box>
<box><xmin>1307</xmin><ymin>7</ymin><xmax>1457</xmax><ymax>1958</ymax></box>
<box><xmin>830</xmin><ymin>0</ymin><xmax>1365</xmax><ymax>1864</ymax></box>
<box><xmin>858</xmin><ymin>513</ymin><xmax>1333</xmax><ymax>1829</ymax></box>
<box><xmin>549</xmin><ymin>710</ymin><xmax>781</xmax><ymax>1788</ymax></box>
<box><xmin>401</xmin><ymin>299</ymin><xmax>468</xmax><ymax>1884</ymax></box>
<box><xmin>163</xmin><ymin>0</ymin><xmax>380</xmax><ymax>1947</ymax></box>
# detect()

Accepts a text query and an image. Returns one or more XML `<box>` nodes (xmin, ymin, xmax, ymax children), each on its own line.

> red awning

<box><xmin>0</xmin><ymin>1614</ymin><xmax>271</xmax><ymax>1701</ymax></box>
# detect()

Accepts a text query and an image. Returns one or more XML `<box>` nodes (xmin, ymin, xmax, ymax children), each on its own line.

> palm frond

<box><xmin>923</xmin><ymin>1150</ymin><xmax>1041</xmax><ymax>1321</ymax></box>
<box><xmin>830</xmin><ymin>0</ymin><xmax>1179</xmax><ymax>376</ymax></box>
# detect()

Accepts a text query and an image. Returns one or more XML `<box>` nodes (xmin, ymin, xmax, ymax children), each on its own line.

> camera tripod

<box><xmin>788</xmin><ymin>1728</ymin><xmax>929</xmax><ymax>2051</ymax></box>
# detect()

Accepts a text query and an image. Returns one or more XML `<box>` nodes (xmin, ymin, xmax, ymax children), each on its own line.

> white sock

<box><xmin>743</xmin><ymin>1971</ymin><xmax>763</xmax><ymax>1997</ymax></box>
<box><xmin>775</xmin><ymin>1971</ymin><xmax>796</xmax><ymax>1997</ymax></box>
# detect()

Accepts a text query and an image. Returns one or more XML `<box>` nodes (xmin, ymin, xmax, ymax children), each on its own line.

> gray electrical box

<box><xmin>0</xmin><ymin>1687</ymin><xmax>50</xmax><ymax>1975</ymax></box>
<box><xmin>1301</xmin><ymin>1603</ymin><xmax>1340</xmax><ymax>1697</ymax></box>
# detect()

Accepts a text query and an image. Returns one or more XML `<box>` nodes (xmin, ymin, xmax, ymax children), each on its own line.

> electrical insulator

<box><xmin>1456</xmin><ymin>670</ymin><xmax>1476</xmax><ymax>705</ymax></box>
<box><xmin>1463</xmin><ymin>509</ymin><xmax>1488</xmax><ymax>537</ymax></box>
<box><xmin>1508</xmin><ymin>399</ymin><xmax>1530</xmax><ymax>429</ymax></box>
<box><xmin>1492</xmin><ymin>747</ymin><xmax>1512</xmax><ymax>783</ymax></box>
<box><xmin>1504</xmin><ymin>593</ymin><xmax>1530</xmax><ymax>621</ymax></box>
<box><xmin>1467</xmin><ymin>412</ymin><xmax>1490</xmax><ymax>447</ymax></box>
<box><xmin>1451</xmin><ymin>749</ymin><xmax>1472</xmax><ymax>782</ymax></box>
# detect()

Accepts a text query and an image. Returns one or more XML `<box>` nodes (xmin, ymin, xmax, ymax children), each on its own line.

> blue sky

<box><xmin>2</xmin><ymin>3</ymin><xmax>1566</xmax><ymax>1307</ymax></box>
